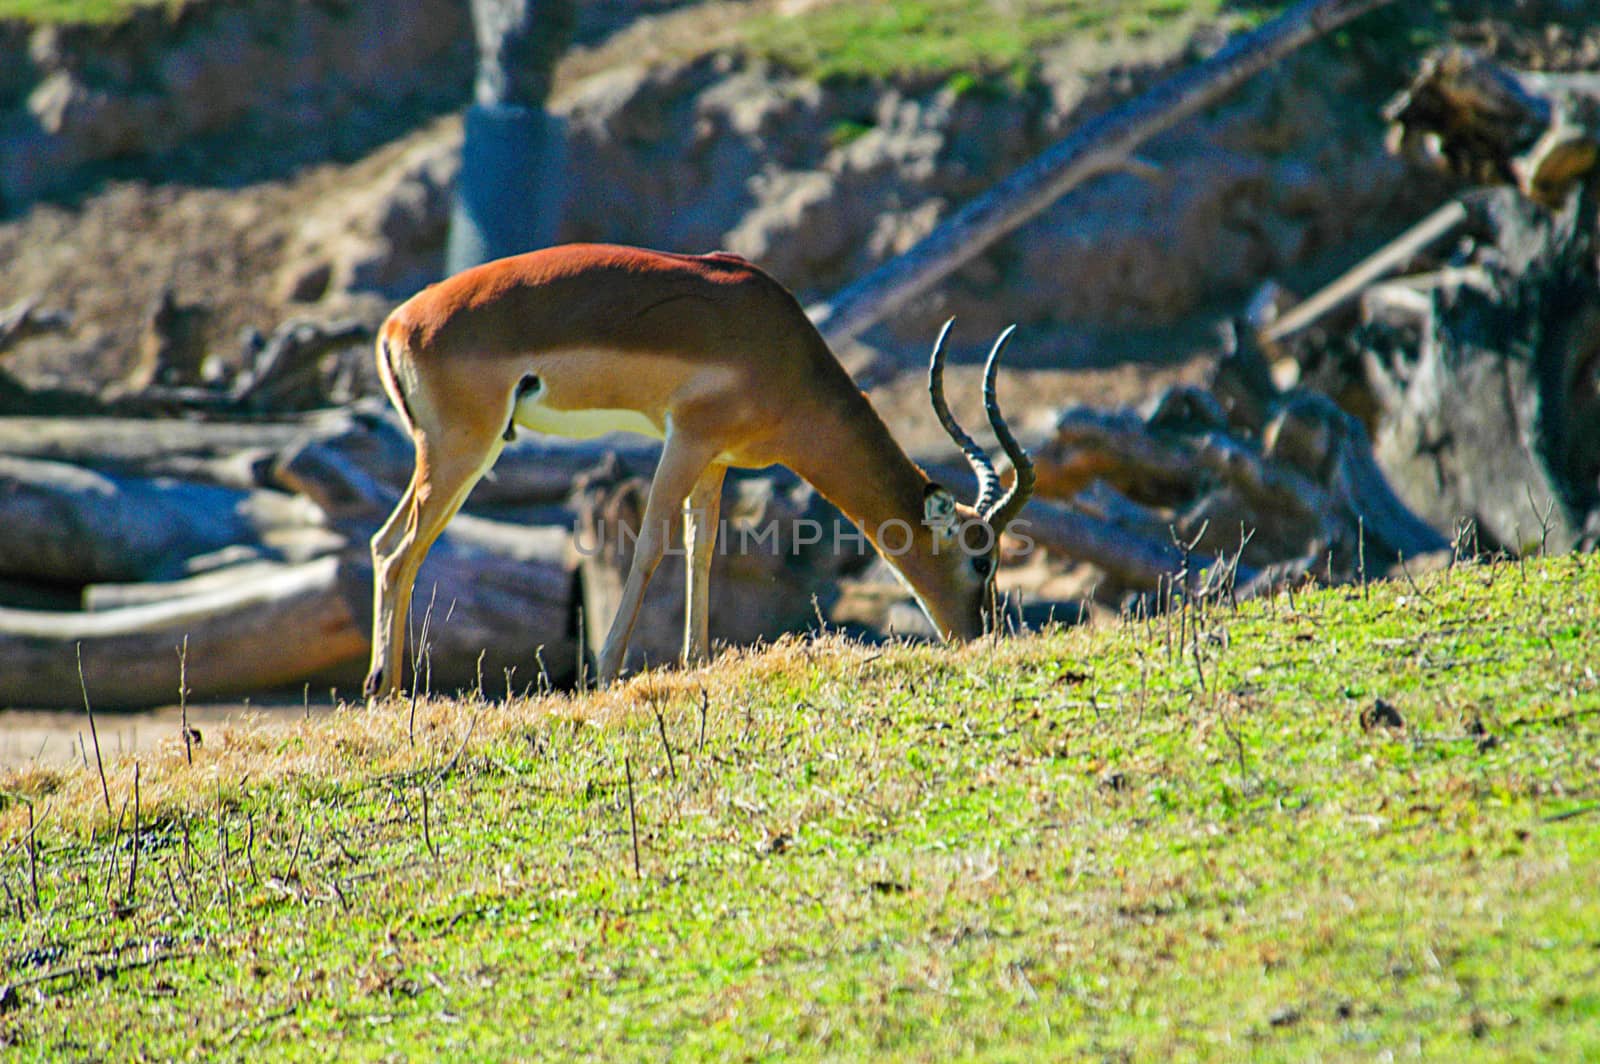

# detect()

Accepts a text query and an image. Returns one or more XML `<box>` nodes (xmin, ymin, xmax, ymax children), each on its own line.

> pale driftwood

<box><xmin>83</xmin><ymin>561</ymin><xmax>299</xmax><ymax>611</ymax></box>
<box><xmin>0</xmin><ymin>557</ymin><xmax>368</xmax><ymax>710</ymax></box>
<box><xmin>2</xmin><ymin>528</ymin><xmax>579</xmax><ymax>709</ymax></box>
<box><xmin>812</xmin><ymin>0</ymin><xmax>1398</xmax><ymax>366</ymax></box>
<box><xmin>0</xmin><ymin>415</ymin><xmax>306</xmax><ymax>476</ymax></box>
<box><xmin>1261</xmin><ymin>201</ymin><xmax>1469</xmax><ymax>344</ymax></box>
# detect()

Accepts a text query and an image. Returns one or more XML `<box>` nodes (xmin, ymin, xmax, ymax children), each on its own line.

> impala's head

<box><xmin>911</xmin><ymin>319</ymin><xmax>1036</xmax><ymax>641</ymax></box>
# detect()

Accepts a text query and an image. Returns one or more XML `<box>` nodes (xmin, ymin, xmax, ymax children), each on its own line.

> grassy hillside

<box><xmin>0</xmin><ymin>0</ymin><xmax>163</xmax><ymax>23</ymax></box>
<box><xmin>2</xmin><ymin>554</ymin><xmax>1597</xmax><ymax>1057</ymax></box>
<box><xmin>740</xmin><ymin>0</ymin><xmax>1252</xmax><ymax>81</ymax></box>
<box><xmin>4</xmin><ymin>0</ymin><xmax>1263</xmax><ymax>79</ymax></box>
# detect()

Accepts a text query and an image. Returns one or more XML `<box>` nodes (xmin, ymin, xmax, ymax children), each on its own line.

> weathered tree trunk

<box><xmin>1360</xmin><ymin>190</ymin><xmax>1599</xmax><ymax>553</ymax></box>
<box><xmin>1361</xmin><ymin>49</ymin><xmax>1600</xmax><ymax>552</ymax></box>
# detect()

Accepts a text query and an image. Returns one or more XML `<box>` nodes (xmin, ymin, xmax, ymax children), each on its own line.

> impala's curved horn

<box><xmin>927</xmin><ymin>318</ymin><xmax>1001</xmax><ymax>513</ymax></box>
<box><xmin>981</xmin><ymin>325</ymin><xmax>1035</xmax><ymax>533</ymax></box>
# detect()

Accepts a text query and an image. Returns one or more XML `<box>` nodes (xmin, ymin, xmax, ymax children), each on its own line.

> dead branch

<box><xmin>813</xmin><ymin>0</ymin><xmax>1398</xmax><ymax>368</ymax></box>
<box><xmin>0</xmin><ymin>297</ymin><xmax>72</xmax><ymax>356</ymax></box>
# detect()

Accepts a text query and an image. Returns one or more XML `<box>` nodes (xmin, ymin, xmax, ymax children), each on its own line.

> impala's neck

<box><xmin>786</xmin><ymin>385</ymin><xmax>948</xmax><ymax>601</ymax></box>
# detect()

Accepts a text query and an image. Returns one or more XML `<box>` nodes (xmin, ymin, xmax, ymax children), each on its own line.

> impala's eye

<box><xmin>972</xmin><ymin>554</ymin><xmax>993</xmax><ymax>578</ymax></box>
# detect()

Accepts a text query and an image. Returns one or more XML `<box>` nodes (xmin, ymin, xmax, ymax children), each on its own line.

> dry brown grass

<box><xmin>0</xmin><ymin>632</ymin><xmax>927</xmax><ymax>843</ymax></box>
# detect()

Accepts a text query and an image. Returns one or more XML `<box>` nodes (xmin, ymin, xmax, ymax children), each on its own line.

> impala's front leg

<box><xmin>596</xmin><ymin>432</ymin><xmax>718</xmax><ymax>686</ymax></box>
<box><xmin>683</xmin><ymin>464</ymin><xmax>728</xmax><ymax>666</ymax></box>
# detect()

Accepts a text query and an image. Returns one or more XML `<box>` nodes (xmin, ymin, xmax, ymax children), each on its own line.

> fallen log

<box><xmin>0</xmin><ymin>415</ymin><xmax>307</xmax><ymax>482</ymax></box>
<box><xmin>358</xmin><ymin>536</ymin><xmax>580</xmax><ymax>697</ymax></box>
<box><xmin>83</xmin><ymin>560</ymin><xmax>302</xmax><ymax>611</ymax></box>
<box><xmin>269</xmin><ymin>405</ymin><xmax>629</xmax><ymax>522</ymax></box>
<box><xmin>1022</xmin><ymin>499</ymin><xmax>1247</xmax><ymax>591</ymax></box>
<box><xmin>0</xmin><ymin>522</ymin><xmax>580</xmax><ymax>709</ymax></box>
<box><xmin>0</xmin><ymin>557</ymin><xmax>367</xmax><ymax>710</ymax></box>
<box><xmin>0</xmin><ymin>456</ymin><xmax>257</xmax><ymax>584</ymax></box>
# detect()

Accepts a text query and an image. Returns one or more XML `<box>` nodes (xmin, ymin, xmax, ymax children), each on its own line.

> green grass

<box><xmin>3</xmin><ymin>0</ymin><xmax>1270</xmax><ymax>78</ymax></box>
<box><xmin>741</xmin><ymin>0</ymin><xmax>1264</xmax><ymax>82</ymax></box>
<box><xmin>0</xmin><ymin>0</ymin><xmax>169</xmax><ymax>25</ymax></box>
<box><xmin>2</xmin><ymin>553</ymin><xmax>1599</xmax><ymax>1058</ymax></box>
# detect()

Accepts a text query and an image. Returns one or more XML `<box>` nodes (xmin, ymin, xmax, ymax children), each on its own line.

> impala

<box><xmin>364</xmin><ymin>244</ymin><xmax>1035</xmax><ymax>698</ymax></box>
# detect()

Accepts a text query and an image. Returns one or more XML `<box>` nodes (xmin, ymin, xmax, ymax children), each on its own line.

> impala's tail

<box><xmin>374</xmin><ymin>331</ymin><xmax>418</xmax><ymax>436</ymax></box>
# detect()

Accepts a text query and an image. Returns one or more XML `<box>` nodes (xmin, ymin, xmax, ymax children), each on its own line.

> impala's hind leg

<box><xmin>365</xmin><ymin>433</ymin><xmax>500</xmax><ymax>700</ymax></box>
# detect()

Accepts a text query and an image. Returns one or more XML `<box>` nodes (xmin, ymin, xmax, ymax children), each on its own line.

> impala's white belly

<box><xmin>511</xmin><ymin>384</ymin><xmax>664</xmax><ymax>441</ymax></box>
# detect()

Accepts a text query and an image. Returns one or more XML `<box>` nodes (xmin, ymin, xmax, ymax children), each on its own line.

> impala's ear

<box><xmin>923</xmin><ymin>484</ymin><xmax>958</xmax><ymax>539</ymax></box>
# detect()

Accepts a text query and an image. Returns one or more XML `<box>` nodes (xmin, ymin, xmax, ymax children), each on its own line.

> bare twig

<box><xmin>0</xmin><ymin>296</ymin><xmax>71</xmax><ymax>355</ymax></box>
<box><xmin>698</xmin><ymin>685</ymin><xmax>709</xmax><ymax>754</ymax></box>
<box><xmin>102</xmin><ymin>799</ymin><xmax>128</xmax><ymax>908</ymax></box>
<box><xmin>624</xmin><ymin>754</ymin><xmax>642</xmax><ymax>879</ymax></box>
<box><xmin>1507</xmin><ymin>705</ymin><xmax>1600</xmax><ymax>730</ymax></box>
<box><xmin>421</xmin><ymin>785</ymin><xmax>439</xmax><ymax>862</ymax></box>
<box><xmin>438</xmin><ymin>706</ymin><xmax>484</xmax><ymax>780</ymax></box>
<box><xmin>126</xmin><ymin>763</ymin><xmax>141</xmax><ymax>905</ymax></box>
<box><xmin>652</xmin><ymin>703</ymin><xmax>678</xmax><ymax>783</ymax></box>
<box><xmin>163</xmin><ymin>863</ymin><xmax>185</xmax><ymax>912</ymax></box>
<box><xmin>285</xmin><ymin>824</ymin><xmax>307</xmax><ymax>881</ymax></box>
<box><xmin>179</xmin><ymin>636</ymin><xmax>193</xmax><ymax>766</ymax></box>
<box><xmin>218</xmin><ymin>798</ymin><xmax>234</xmax><ymax>929</ymax></box>
<box><xmin>1396</xmin><ymin>552</ymin><xmax>1439</xmax><ymax>609</ymax></box>
<box><xmin>26</xmin><ymin>802</ymin><xmax>39</xmax><ymax>913</ymax></box>
<box><xmin>245</xmin><ymin>811</ymin><xmax>260</xmax><ymax>886</ymax></box>
<box><xmin>409</xmin><ymin>585</ymin><xmax>440</xmax><ymax>747</ymax></box>
<box><xmin>5</xmin><ymin>948</ymin><xmax>196</xmax><ymax>994</ymax></box>
<box><xmin>77</xmin><ymin>643</ymin><xmax>112</xmax><ymax>817</ymax></box>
